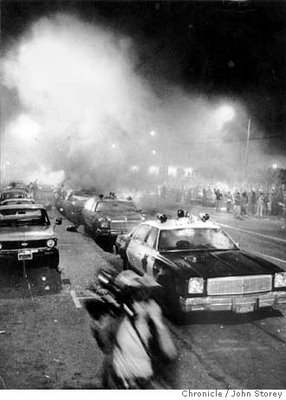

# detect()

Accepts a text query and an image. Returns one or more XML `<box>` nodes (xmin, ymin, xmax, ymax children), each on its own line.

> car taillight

<box><xmin>47</xmin><ymin>239</ymin><xmax>56</xmax><ymax>248</ymax></box>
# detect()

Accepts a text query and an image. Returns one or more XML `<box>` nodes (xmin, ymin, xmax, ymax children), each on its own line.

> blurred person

<box><xmin>233</xmin><ymin>192</ymin><xmax>242</xmax><ymax>218</ymax></box>
<box><xmin>256</xmin><ymin>193</ymin><xmax>264</xmax><ymax>217</ymax></box>
<box><xmin>241</xmin><ymin>191</ymin><xmax>248</xmax><ymax>216</ymax></box>
<box><xmin>214</xmin><ymin>188</ymin><xmax>223</xmax><ymax>212</ymax></box>
<box><xmin>85</xmin><ymin>270</ymin><xmax>177</xmax><ymax>389</ymax></box>
<box><xmin>226</xmin><ymin>192</ymin><xmax>233</xmax><ymax>213</ymax></box>
<box><xmin>249</xmin><ymin>190</ymin><xmax>257</xmax><ymax>216</ymax></box>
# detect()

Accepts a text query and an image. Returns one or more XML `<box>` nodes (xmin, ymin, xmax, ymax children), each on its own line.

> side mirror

<box><xmin>55</xmin><ymin>217</ymin><xmax>62</xmax><ymax>225</ymax></box>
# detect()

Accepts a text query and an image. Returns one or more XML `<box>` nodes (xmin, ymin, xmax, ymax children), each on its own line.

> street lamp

<box><xmin>214</xmin><ymin>105</ymin><xmax>235</xmax><ymax>130</ymax></box>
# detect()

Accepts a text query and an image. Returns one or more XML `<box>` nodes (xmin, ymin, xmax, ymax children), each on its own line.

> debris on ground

<box><xmin>66</xmin><ymin>225</ymin><xmax>79</xmax><ymax>232</ymax></box>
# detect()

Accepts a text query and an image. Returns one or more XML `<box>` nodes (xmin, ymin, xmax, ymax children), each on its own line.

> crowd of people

<box><xmin>157</xmin><ymin>184</ymin><xmax>286</xmax><ymax>222</ymax></box>
<box><xmin>213</xmin><ymin>187</ymin><xmax>286</xmax><ymax>220</ymax></box>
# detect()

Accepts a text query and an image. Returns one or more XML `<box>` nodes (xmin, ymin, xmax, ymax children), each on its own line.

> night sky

<box><xmin>1</xmin><ymin>0</ymin><xmax>286</xmax><ymax>187</ymax></box>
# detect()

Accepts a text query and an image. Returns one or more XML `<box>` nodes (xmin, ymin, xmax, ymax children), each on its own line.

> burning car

<box><xmin>57</xmin><ymin>190</ymin><xmax>94</xmax><ymax>225</ymax></box>
<box><xmin>82</xmin><ymin>195</ymin><xmax>145</xmax><ymax>249</ymax></box>
<box><xmin>115</xmin><ymin>212</ymin><xmax>286</xmax><ymax>322</ymax></box>
<box><xmin>0</xmin><ymin>204</ymin><xmax>61</xmax><ymax>269</ymax></box>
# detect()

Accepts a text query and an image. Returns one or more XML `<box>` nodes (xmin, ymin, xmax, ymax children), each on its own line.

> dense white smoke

<box><xmin>1</xmin><ymin>12</ymin><xmax>280</xmax><ymax>192</ymax></box>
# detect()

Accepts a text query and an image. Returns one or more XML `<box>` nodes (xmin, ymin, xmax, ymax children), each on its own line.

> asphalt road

<box><xmin>0</xmin><ymin>206</ymin><xmax>286</xmax><ymax>389</ymax></box>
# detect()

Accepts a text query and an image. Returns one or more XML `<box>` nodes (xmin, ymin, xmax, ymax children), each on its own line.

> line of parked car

<box><xmin>0</xmin><ymin>182</ymin><xmax>62</xmax><ymax>270</ymax></box>
<box><xmin>55</xmin><ymin>187</ymin><xmax>286</xmax><ymax>322</ymax></box>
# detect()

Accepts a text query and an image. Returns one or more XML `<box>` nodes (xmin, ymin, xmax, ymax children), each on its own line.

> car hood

<box><xmin>101</xmin><ymin>211</ymin><xmax>144</xmax><ymax>221</ymax></box>
<box><xmin>0</xmin><ymin>225</ymin><xmax>57</xmax><ymax>241</ymax></box>
<box><xmin>160</xmin><ymin>250</ymin><xmax>282</xmax><ymax>279</ymax></box>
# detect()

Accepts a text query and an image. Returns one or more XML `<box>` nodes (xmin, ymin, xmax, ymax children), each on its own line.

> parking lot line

<box><xmin>70</xmin><ymin>291</ymin><xmax>99</xmax><ymax>309</ymax></box>
<box><xmin>70</xmin><ymin>290</ymin><xmax>82</xmax><ymax>308</ymax></box>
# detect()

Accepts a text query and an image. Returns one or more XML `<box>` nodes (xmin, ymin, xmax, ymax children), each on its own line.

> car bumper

<box><xmin>95</xmin><ymin>229</ymin><xmax>127</xmax><ymax>237</ymax></box>
<box><xmin>0</xmin><ymin>247</ymin><xmax>58</xmax><ymax>262</ymax></box>
<box><xmin>179</xmin><ymin>291</ymin><xmax>286</xmax><ymax>313</ymax></box>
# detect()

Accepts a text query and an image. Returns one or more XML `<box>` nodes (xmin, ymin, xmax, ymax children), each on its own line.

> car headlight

<box><xmin>99</xmin><ymin>219</ymin><xmax>110</xmax><ymax>228</ymax></box>
<box><xmin>47</xmin><ymin>239</ymin><xmax>56</xmax><ymax>248</ymax></box>
<box><xmin>188</xmin><ymin>277</ymin><xmax>204</xmax><ymax>294</ymax></box>
<box><xmin>274</xmin><ymin>272</ymin><xmax>286</xmax><ymax>288</ymax></box>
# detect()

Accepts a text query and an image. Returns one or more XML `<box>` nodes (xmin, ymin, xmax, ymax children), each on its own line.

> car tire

<box><xmin>49</xmin><ymin>251</ymin><xmax>60</xmax><ymax>271</ymax></box>
<box><xmin>168</xmin><ymin>294</ymin><xmax>186</xmax><ymax>325</ymax></box>
<box><xmin>160</xmin><ymin>276</ymin><xmax>186</xmax><ymax>324</ymax></box>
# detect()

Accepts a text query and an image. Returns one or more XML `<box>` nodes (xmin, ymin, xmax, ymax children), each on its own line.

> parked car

<box><xmin>115</xmin><ymin>212</ymin><xmax>286</xmax><ymax>322</ymax></box>
<box><xmin>0</xmin><ymin>188</ymin><xmax>30</xmax><ymax>205</ymax></box>
<box><xmin>82</xmin><ymin>195</ymin><xmax>145</xmax><ymax>249</ymax></box>
<box><xmin>0</xmin><ymin>198</ymin><xmax>35</xmax><ymax>206</ymax></box>
<box><xmin>57</xmin><ymin>190</ymin><xmax>94</xmax><ymax>224</ymax></box>
<box><xmin>0</xmin><ymin>203</ymin><xmax>62</xmax><ymax>269</ymax></box>
<box><xmin>34</xmin><ymin>185</ymin><xmax>55</xmax><ymax>210</ymax></box>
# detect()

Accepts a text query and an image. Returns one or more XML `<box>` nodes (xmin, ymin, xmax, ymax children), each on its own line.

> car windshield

<box><xmin>95</xmin><ymin>201</ymin><xmax>137</xmax><ymax>212</ymax></box>
<box><xmin>158</xmin><ymin>227</ymin><xmax>236</xmax><ymax>251</ymax></box>
<box><xmin>0</xmin><ymin>208</ymin><xmax>50</xmax><ymax>227</ymax></box>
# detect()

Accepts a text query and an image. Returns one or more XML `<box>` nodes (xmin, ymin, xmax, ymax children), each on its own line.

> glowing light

<box><xmin>149</xmin><ymin>166</ymin><xmax>159</xmax><ymax>175</ymax></box>
<box><xmin>130</xmin><ymin>165</ymin><xmax>138</xmax><ymax>172</ymax></box>
<box><xmin>214</xmin><ymin>105</ymin><xmax>235</xmax><ymax>130</ymax></box>
<box><xmin>150</xmin><ymin>130</ymin><xmax>156</xmax><ymax>136</ymax></box>
<box><xmin>272</xmin><ymin>163</ymin><xmax>278</xmax><ymax>170</ymax></box>
<box><xmin>111</xmin><ymin>144</ymin><xmax>117</xmax><ymax>149</ymax></box>
<box><xmin>168</xmin><ymin>167</ymin><xmax>177</xmax><ymax>177</ymax></box>
<box><xmin>152</xmin><ymin>149</ymin><xmax>156</xmax><ymax>155</ymax></box>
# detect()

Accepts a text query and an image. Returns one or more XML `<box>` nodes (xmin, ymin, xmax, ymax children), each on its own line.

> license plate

<box><xmin>18</xmin><ymin>251</ymin><xmax>33</xmax><ymax>261</ymax></box>
<box><xmin>235</xmin><ymin>304</ymin><xmax>254</xmax><ymax>314</ymax></box>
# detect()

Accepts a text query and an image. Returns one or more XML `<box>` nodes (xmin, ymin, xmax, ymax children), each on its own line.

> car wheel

<box><xmin>168</xmin><ymin>294</ymin><xmax>186</xmax><ymax>325</ymax></box>
<box><xmin>49</xmin><ymin>252</ymin><xmax>60</xmax><ymax>271</ymax></box>
<box><xmin>160</xmin><ymin>277</ymin><xmax>186</xmax><ymax>324</ymax></box>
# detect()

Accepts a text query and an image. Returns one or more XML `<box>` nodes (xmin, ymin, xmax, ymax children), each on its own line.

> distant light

<box><xmin>272</xmin><ymin>163</ymin><xmax>278</xmax><ymax>170</ymax></box>
<box><xmin>152</xmin><ymin>149</ymin><xmax>156</xmax><ymax>155</ymax></box>
<box><xmin>168</xmin><ymin>167</ymin><xmax>177</xmax><ymax>177</ymax></box>
<box><xmin>131</xmin><ymin>165</ymin><xmax>138</xmax><ymax>172</ymax></box>
<box><xmin>149</xmin><ymin>166</ymin><xmax>159</xmax><ymax>175</ymax></box>
<box><xmin>150</xmin><ymin>131</ymin><xmax>156</xmax><ymax>137</ymax></box>
<box><xmin>214</xmin><ymin>105</ymin><xmax>235</xmax><ymax>130</ymax></box>
<box><xmin>111</xmin><ymin>144</ymin><xmax>116</xmax><ymax>149</ymax></box>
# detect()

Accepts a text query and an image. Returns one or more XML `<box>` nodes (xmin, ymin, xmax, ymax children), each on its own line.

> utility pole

<box><xmin>244</xmin><ymin>118</ymin><xmax>251</xmax><ymax>179</ymax></box>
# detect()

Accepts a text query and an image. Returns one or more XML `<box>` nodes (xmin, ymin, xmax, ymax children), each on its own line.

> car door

<box><xmin>144</xmin><ymin>227</ymin><xmax>160</xmax><ymax>278</ymax></box>
<box><xmin>126</xmin><ymin>224</ymin><xmax>152</xmax><ymax>274</ymax></box>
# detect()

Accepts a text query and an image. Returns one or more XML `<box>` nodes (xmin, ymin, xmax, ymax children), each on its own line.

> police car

<box><xmin>115</xmin><ymin>210</ymin><xmax>286</xmax><ymax>322</ymax></box>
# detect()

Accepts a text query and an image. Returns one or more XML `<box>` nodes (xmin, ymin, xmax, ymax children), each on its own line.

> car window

<box><xmin>158</xmin><ymin>228</ymin><xmax>236</xmax><ymax>251</ymax></box>
<box><xmin>0</xmin><ymin>208</ymin><xmax>50</xmax><ymax>227</ymax></box>
<box><xmin>1</xmin><ymin>192</ymin><xmax>26</xmax><ymax>200</ymax></box>
<box><xmin>145</xmin><ymin>227</ymin><xmax>159</xmax><ymax>249</ymax></box>
<box><xmin>132</xmin><ymin>224</ymin><xmax>152</xmax><ymax>243</ymax></box>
